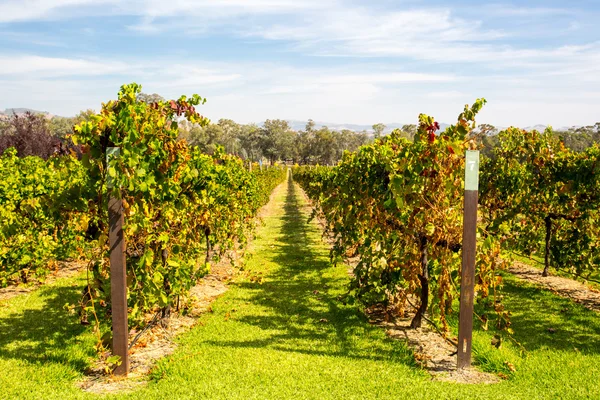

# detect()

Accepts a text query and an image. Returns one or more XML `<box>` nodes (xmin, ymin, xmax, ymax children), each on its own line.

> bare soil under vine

<box><xmin>0</xmin><ymin>260</ymin><xmax>85</xmax><ymax>302</ymax></box>
<box><xmin>508</xmin><ymin>262</ymin><xmax>600</xmax><ymax>312</ymax></box>
<box><xmin>79</xmin><ymin>262</ymin><xmax>234</xmax><ymax>394</ymax></box>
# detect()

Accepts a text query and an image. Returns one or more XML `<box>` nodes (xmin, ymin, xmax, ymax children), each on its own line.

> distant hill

<box><xmin>523</xmin><ymin>124</ymin><xmax>550</xmax><ymax>132</ymax></box>
<box><xmin>285</xmin><ymin>120</ymin><xmax>579</xmax><ymax>135</ymax></box>
<box><xmin>285</xmin><ymin>120</ymin><xmax>450</xmax><ymax>135</ymax></box>
<box><xmin>0</xmin><ymin>109</ymin><xmax>579</xmax><ymax>133</ymax></box>
<box><xmin>0</xmin><ymin>108</ymin><xmax>54</xmax><ymax>122</ymax></box>
<box><xmin>0</xmin><ymin>108</ymin><xmax>50</xmax><ymax>116</ymax></box>
<box><xmin>496</xmin><ymin>124</ymin><xmax>576</xmax><ymax>132</ymax></box>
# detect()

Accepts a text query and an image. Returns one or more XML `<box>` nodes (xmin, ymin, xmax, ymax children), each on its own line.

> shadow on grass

<box><xmin>468</xmin><ymin>274</ymin><xmax>600</xmax><ymax>364</ymax></box>
<box><xmin>0</xmin><ymin>283</ymin><xmax>95</xmax><ymax>371</ymax></box>
<box><xmin>206</xmin><ymin>178</ymin><xmax>415</xmax><ymax>364</ymax></box>
<box><xmin>485</xmin><ymin>276</ymin><xmax>600</xmax><ymax>354</ymax></box>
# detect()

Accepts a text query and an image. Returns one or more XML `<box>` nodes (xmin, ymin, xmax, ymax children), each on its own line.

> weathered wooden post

<box><xmin>457</xmin><ymin>150</ymin><xmax>479</xmax><ymax>369</ymax></box>
<box><xmin>107</xmin><ymin>147</ymin><xmax>129</xmax><ymax>376</ymax></box>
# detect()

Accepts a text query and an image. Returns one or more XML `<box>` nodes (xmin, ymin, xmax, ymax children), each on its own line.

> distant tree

<box><xmin>356</xmin><ymin>131</ymin><xmax>370</xmax><ymax>147</ymax></box>
<box><xmin>277</xmin><ymin>130</ymin><xmax>297</xmax><ymax>163</ymax></box>
<box><xmin>477</xmin><ymin>124</ymin><xmax>498</xmax><ymax>137</ymax></box>
<box><xmin>136</xmin><ymin>92</ymin><xmax>165</xmax><ymax>103</ymax></box>
<box><xmin>48</xmin><ymin>116</ymin><xmax>74</xmax><ymax>138</ymax></box>
<box><xmin>201</xmin><ymin>124</ymin><xmax>226</xmax><ymax>154</ymax></box>
<box><xmin>295</xmin><ymin>131</ymin><xmax>314</xmax><ymax>165</ymax></box>
<box><xmin>399</xmin><ymin>124</ymin><xmax>417</xmax><ymax>141</ymax></box>
<box><xmin>46</xmin><ymin>109</ymin><xmax>97</xmax><ymax>139</ymax></box>
<box><xmin>238</xmin><ymin>124</ymin><xmax>262</xmax><ymax>161</ymax></box>
<box><xmin>594</xmin><ymin>123</ymin><xmax>600</xmax><ymax>144</ymax></box>
<box><xmin>74</xmin><ymin>109</ymin><xmax>96</xmax><ymax>124</ymax></box>
<box><xmin>188</xmin><ymin>124</ymin><xmax>209</xmax><ymax>147</ymax></box>
<box><xmin>217</xmin><ymin>119</ymin><xmax>242</xmax><ymax>155</ymax></box>
<box><xmin>292</xmin><ymin>120</ymin><xmax>317</xmax><ymax>164</ymax></box>
<box><xmin>313</xmin><ymin>127</ymin><xmax>337</xmax><ymax>165</ymax></box>
<box><xmin>172</xmin><ymin>115</ymin><xmax>425</xmax><ymax>165</ymax></box>
<box><xmin>0</xmin><ymin>112</ymin><xmax>64</xmax><ymax>159</ymax></box>
<box><xmin>552</xmin><ymin>123</ymin><xmax>600</xmax><ymax>152</ymax></box>
<box><xmin>260</xmin><ymin>119</ymin><xmax>292</xmax><ymax>164</ymax></box>
<box><xmin>335</xmin><ymin>129</ymin><xmax>354</xmax><ymax>159</ymax></box>
<box><xmin>372</xmin><ymin>123</ymin><xmax>386</xmax><ymax>139</ymax></box>
<box><xmin>468</xmin><ymin>124</ymin><xmax>499</xmax><ymax>157</ymax></box>
<box><xmin>177</xmin><ymin>120</ymin><xmax>193</xmax><ymax>142</ymax></box>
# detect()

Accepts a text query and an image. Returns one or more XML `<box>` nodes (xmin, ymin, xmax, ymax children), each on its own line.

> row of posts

<box><xmin>106</xmin><ymin>149</ymin><xmax>479</xmax><ymax>376</ymax></box>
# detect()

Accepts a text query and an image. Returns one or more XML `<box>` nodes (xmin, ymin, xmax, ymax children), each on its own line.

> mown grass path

<box><xmin>1</xmin><ymin>176</ymin><xmax>599</xmax><ymax>399</ymax></box>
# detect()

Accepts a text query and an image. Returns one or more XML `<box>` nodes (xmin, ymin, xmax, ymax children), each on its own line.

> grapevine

<box><xmin>294</xmin><ymin>100</ymin><xmax>506</xmax><ymax>332</ymax></box>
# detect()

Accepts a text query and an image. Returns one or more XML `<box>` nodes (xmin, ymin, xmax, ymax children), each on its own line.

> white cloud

<box><xmin>1</xmin><ymin>1</ymin><xmax>594</xmax><ymax>74</ymax></box>
<box><xmin>482</xmin><ymin>4</ymin><xmax>574</xmax><ymax>17</ymax></box>
<box><xmin>110</xmin><ymin>1</ymin><xmax>598</xmax><ymax>78</ymax></box>
<box><xmin>0</xmin><ymin>0</ymin><xmax>328</xmax><ymax>23</ymax></box>
<box><xmin>1</xmin><ymin>50</ymin><xmax>598</xmax><ymax>127</ymax></box>
<box><xmin>319</xmin><ymin>72</ymin><xmax>456</xmax><ymax>85</ymax></box>
<box><xmin>0</xmin><ymin>54</ymin><xmax>456</xmax><ymax>118</ymax></box>
<box><xmin>0</xmin><ymin>1</ymin><xmax>598</xmax><ymax>127</ymax></box>
<box><xmin>0</xmin><ymin>0</ymin><xmax>111</xmax><ymax>22</ymax></box>
<box><xmin>244</xmin><ymin>7</ymin><xmax>597</xmax><ymax>72</ymax></box>
<box><xmin>425</xmin><ymin>91</ymin><xmax>469</xmax><ymax>99</ymax></box>
<box><xmin>0</xmin><ymin>55</ymin><xmax>130</xmax><ymax>76</ymax></box>
<box><xmin>0</xmin><ymin>55</ymin><xmax>246</xmax><ymax>86</ymax></box>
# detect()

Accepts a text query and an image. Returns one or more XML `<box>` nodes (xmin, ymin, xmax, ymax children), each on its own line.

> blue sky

<box><xmin>0</xmin><ymin>0</ymin><xmax>599</xmax><ymax>127</ymax></box>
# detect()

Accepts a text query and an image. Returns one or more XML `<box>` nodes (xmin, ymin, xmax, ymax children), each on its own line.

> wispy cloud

<box><xmin>117</xmin><ymin>2</ymin><xmax>598</xmax><ymax>76</ymax></box>
<box><xmin>0</xmin><ymin>55</ymin><xmax>129</xmax><ymax>76</ymax></box>
<box><xmin>424</xmin><ymin>91</ymin><xmax>469</xmax><ymax>99</ymax></box>
<box><xmin>0</xmin><ymin>0</ymin><xmax>593</xmax><ymax>72</ymax></box>
<box><xmin>0</xmin><ymin>55</ymin><xmax>243</xmax><ymax>82</ymax></box>
<box><xmin>0</xmin><ymin>31</ymin><xmax>66</xmax><ymax>47</ymax></box>
<box><xmin>0</xmin><ymin>1</ymin><xmax>598</xmax><ymax>127</ymax></box>
<box><xmin>482</xmin><ymin>4</ymin><xmax>575</xmax><ymax>17</ymax></box>
<box><xmin>0</xmin><ymin>0</ymin><xmax>327</xmax><ymax>23</ymax></box>
<box><xmin>0</xmin><ymin>0</ymin><xmax>108</xmax><ymax>23</ymax></box>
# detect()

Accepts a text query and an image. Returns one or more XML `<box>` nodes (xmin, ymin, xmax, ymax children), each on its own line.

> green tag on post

<box><xmin>106</xmin><ymin>147</ymin><xmax>120</xmax><ymax>189</ymax></box>
<box><xmin>465</xmin><ymin>150</ymin><xmax>479</xmax><ymax>191</ymax></box>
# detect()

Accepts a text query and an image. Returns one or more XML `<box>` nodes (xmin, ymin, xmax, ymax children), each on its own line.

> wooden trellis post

<box><xmin>457</xmin><ymin>150</ymin><xmax>479</xmax><ymax>369</ymax></box>
<box><xmin>107</xmin><ymin>147</ymin><xmax>129</xmax><ymax>376</ymax></box>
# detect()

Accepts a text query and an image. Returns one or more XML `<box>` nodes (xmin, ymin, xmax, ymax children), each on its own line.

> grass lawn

<box><xmin>0</xmin><ymin>177</ymin><xmax>599</xmax><ymax>399</ymax></box>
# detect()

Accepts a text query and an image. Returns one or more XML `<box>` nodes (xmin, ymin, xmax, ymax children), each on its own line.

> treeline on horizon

<box><xmin>1</xmin><ymin>92</ymin><xmax>599</xmax><ymax>162</ymax></box>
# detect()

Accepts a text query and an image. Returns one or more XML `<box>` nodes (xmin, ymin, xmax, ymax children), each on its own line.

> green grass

<box><xmin>0</xmin><ymin>273</ymin><xmax>97</xmax><ymax>399</ymax></box>
<box><xmin>468</xmin><ymin>272</ymin><xmax>600</xmax><ymax>382</ymax></box>
<box><xmin>1</xmin><ymin>177</ymin><xmax>599</xmax><ymax>399</ymax></box>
